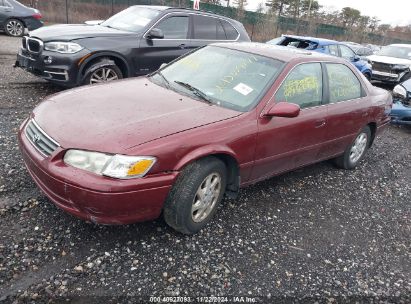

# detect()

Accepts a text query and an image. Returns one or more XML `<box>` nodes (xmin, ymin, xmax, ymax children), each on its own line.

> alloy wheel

<box><xmin>89</xmin><ymin>68</ymin><xmax>119</xmax><ymax>84</ymax></box>
<box><xmin>349</xmin><ymin>132</ymin><xmax>368</xmax><ymax>163</ymax></box>
<box><xmin>191</xmin><ymin>172</ymin><xmax>222</xmax><ymax>223</ymax></box>
<box><xmin>6</xmin><ymin>20</ymin><xmax>23</xmax><ymax>37</ymax></box>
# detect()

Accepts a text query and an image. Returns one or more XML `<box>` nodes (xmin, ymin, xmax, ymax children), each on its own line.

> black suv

<box><xmin>14</xmin><ymin>5</ymin><xmax>250</xmax><ymax>87</ymax></box>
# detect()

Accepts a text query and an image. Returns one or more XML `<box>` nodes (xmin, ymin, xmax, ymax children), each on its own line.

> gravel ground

<box><xmin>0</xmin><ymin>34</ymin><xmax>410</xmax><ymax>303</ymax></box>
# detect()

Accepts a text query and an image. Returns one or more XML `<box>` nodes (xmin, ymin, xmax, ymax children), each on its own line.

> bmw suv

<box><xmin>14</xmin><ymin>5</ymin><xmax>250</xmax><ymax>87</ymax></box>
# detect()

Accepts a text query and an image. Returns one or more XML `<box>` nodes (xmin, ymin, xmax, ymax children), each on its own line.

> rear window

<box><xmin>193</xmin><ymin>15</ymin><xmax>217</xmax><ymax>40</ymax></box>
<box><xmin>326</xmin><ymin>63</ymin><xmax>362</xmax><ymax>103</ymax></box>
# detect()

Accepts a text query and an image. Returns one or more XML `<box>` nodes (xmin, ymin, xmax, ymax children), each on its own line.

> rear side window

<box><xmin>275</xmin><ymin>63</ymin><xmax>323</xmax><ymax>109</ymax></box>
<box><xmin>326</xmin><ymin>63</ymin><xmax>362</xmax><ymax>103</ymax></box>
<box><xmin>221</xmin><ymin>20</ymin><xmax>238</xmax><ymax>40</ymax></box>
<box><xmin>156</xmin><ymin>16</ymin><xmax>189</xmax><ymax>39</ymax></box>
<box><xmin>193</xmin><ymin>15</ymin><xmax>218</xmax><ymax>40</ymax></box>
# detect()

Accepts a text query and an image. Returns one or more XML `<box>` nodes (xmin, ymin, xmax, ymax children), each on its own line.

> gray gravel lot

<box><xmin>0</xmin><ymin>34</ymin><xmax>410</xmax><ymax>303</ymax></box>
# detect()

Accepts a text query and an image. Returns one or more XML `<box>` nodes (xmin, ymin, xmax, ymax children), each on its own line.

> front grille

<box><xmin>22</xmin><ymin>37</ymin><xmax>27</xmax><ymax>49</ymax></box>
<box><xmin>372</xmin><ymin>62</ymin><xmax>392</xmax><ymax>73</ymax></box>
<box><xmin>25</xmin><ymin>120</ymin><xmax>59</xmax><ymax>157</ymax></box>
<box><xmin>27</xmin><ymin>37</ymin><xmax>42</xmax><ymax>53</ymax></box>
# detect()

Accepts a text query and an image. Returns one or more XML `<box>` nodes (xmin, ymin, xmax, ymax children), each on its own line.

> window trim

<box><xmin>272</xmin><ymin>62</ymin><xmax>326</xmax><ymax>110</ymax></box>
<box><xmin>323</xmin><ymin>62</ymin><xmax>367</xmax><ymax>104</ymax></box>
<box><xmin>143</xmin><ymin>11</ymin><xmax>240</xmax><ymax>41</ymax></box>
<box><xmin>262</xmin><ymin>60</ymin><xmax>369</xmax><ymax>116</ymax></box>
<box><xmin>0</xmin><ymin>0</ymin><xmax>12</xmax><ymax>8</ymax></box>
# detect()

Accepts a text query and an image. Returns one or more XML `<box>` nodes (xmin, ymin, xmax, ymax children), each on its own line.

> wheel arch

<box><xmin>77</xmin><ymin>51</ymin><xmax>131</xmax><ymax>84</ymax></box>
<box><xmin>175</xmin><ymin>147</ymin><xmax>241</xmax><ymax>198</ymax></box>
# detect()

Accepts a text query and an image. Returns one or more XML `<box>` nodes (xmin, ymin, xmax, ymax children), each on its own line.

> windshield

<box><xmin>377</xmin><ymin>46</ymin><xmax>411</xmax><ymax>60</ymax></box>
<box><xmin>150</xmin><ymin>46</ymin><xmax>284</xmax><ymax>112</ymax></box>
<box><xmin>101</xmin><ymin>7</ymin><xmax>160</xmax><ymax>32</ymax></box>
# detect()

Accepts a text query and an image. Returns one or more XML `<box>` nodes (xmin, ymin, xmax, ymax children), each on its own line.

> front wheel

<box><xmin>163</xmin><ymin>157</ymin><xmax>227</xmax><ymax>235</ymax></box>
<box><xmin>334</xmin><ymin>126</ymin><xmax>371</xmax><ymax>170</ymax></box>
<box><xmin>5</xmin><ymin>19</ymin><xmax>25</xmax><ymax>37</ymax></box>
<box><xmin>82</xmin><ymin>58</ymin><xmax>123</xmax><ymax>85</ymax></box>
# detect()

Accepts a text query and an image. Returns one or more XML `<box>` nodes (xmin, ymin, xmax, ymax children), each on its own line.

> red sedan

<box><xmin>18</xmin><ymin>43</ymin><xmax>392</xmax><ymax>234</ymax></box>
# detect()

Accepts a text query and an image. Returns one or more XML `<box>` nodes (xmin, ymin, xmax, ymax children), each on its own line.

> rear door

<box><xmin>137</xmin><ymin>13</ymin><xmax>191</xmax><ymax>75</ymax></box>
<box><xmin>252</xmin><ymin>62</ymin><xmax>328</xmax><ymax>180</ymax></box>
<box><xmin>320</xmin><ymin>62</ymin><xmax>368</xmax><ymax>159</ymax></box>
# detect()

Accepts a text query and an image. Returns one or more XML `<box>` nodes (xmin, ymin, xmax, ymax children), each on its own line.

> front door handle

<box><xmin>315</xmin><ymin>119</ymin><xmax>326</xmax><ymax>128</ymax></box>
<box><xmin>179</xmin><ymin>44</ymin><xmax>186</xmax><ymax>49</ymax></box>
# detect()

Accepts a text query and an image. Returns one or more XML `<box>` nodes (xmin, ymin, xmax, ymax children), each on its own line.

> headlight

<box><xmin>64</xmin><ymin>150</ymin><xmax>156</xmax><ymax>179</ymax></box>
<box><xmin>44</xmin><ymin>42</ymin><xmax>83</xmax><ymax>54</ymax></box>
<box><xmin>392</xmin><ymin>64</ymin><xmax>410</xmax><ymax>70</ymax></box>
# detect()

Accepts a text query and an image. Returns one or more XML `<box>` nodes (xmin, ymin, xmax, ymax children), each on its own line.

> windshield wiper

<box><xmin>174</xmin><ymin>81</ymin><xmax>213</xmax><ymax>103</ymax></box>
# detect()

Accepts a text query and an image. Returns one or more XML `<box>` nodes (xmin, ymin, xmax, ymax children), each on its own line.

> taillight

<box><xmin>32</xmin><ymin>13</ymin><xmax>42</xmax><ymax>20</ymax></box>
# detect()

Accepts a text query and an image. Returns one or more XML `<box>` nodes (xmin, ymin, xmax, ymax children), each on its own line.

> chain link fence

<box><xmin>21</xmin><ymin>0</ymin><xmax>411</xmax><ymax>45</ymax></box>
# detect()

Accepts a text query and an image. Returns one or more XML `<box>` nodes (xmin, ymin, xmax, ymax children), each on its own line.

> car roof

<box><xmin>213</xmin><ymin>42</ymin><xmax>342</xmax><ymax>63</ymax></box>
<box><xmin>389</xmin><ymin>44</ymin><xmax>411</xmax><ymax>48</ymax></box>
<box><xmin>130</xmin><ymin>5</ymin><xmax>170</xmax><ymax>11</ymax></box>
<box><xmin>283</xmin><ymin>35</ymin><xmax>338</xmax><ymax>46</ymax></box>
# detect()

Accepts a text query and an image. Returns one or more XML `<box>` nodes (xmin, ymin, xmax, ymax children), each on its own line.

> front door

<box><xmin>137</xmin><ymin>13</ymin><xmax>191</xmax><ymax>75</ymax></box>
<box><xmin>252</xmin><ymin>62</ymin><xmax>328</xmax><ymax>181</ymax></box>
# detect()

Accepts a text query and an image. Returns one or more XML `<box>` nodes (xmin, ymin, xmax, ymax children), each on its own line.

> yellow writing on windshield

<box><xmin>215</xmin><ymin>56</ymin><xmax>258</xmax><ymax>94</ymax></box>
<box><xmin>283</xmin><ymin>76</ymin><xmax>320</xmax><ymax>99</ymax></box>
<box><xmin>179</xmin><ymin>57</ymin><xmax>201</xmax><ymax>70</ymax></box>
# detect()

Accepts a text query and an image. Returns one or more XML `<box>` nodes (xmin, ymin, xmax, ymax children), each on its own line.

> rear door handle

<box><xmin>315</xmin><ymin>119</ymin><xmax>326</xmax><ymax>128</ymax></box>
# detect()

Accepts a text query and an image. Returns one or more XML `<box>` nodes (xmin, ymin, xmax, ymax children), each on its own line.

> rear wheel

<box><xmin>5</xmin><ymin>19</ymin><xmax>25</xmax><ymax>37</ymax></box>
<box><xmin>163</xmin><ymin>157</ymin><xmax>227</xmax><ymax>235</ymax></box>
<box><xmin>334</xmin><ymin>126</ymin><xmax>371</xmax><ymax>170</ymax></box>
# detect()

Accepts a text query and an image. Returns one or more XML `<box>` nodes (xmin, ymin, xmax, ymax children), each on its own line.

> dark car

<box><xmin>18</xmin><ymin>43</ymin><xmax>392</xmax><ymax>234</ymax></box>
<box><xmin>267</xmin><ymin>35</ymin><xmax>373</xmax><ymax>80</ymax></box>
<box><xmin>391</xmin><ymin>79</ymin><xmax>411</xmax><ymax>125</ymax></box>
<box><xmin>14</xmin><ymin>5</ymin><xmax>250</xmax><ymax>87</ymax></box>
<box><xmin>0</xmin><ymin>0</ymin><xmax>42</xmax><ymax>37</ymax></box>
<box><xmin>344</xmin><ymin>43</ymin><xmax>373</xmax><ymax>60</ymax></box>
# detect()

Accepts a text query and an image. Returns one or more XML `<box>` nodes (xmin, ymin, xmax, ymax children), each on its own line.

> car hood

<box><xmin>29</xmin><ymin>24</ymin><xmax>136</xmax><ymax>41</ymax></box>
<box><xmin>32</xmin><ymin>78</ymin><xmax>242</xmax><ymax>154</ymax></box>
<box><xmin>367</xmin><ymin>55</ymin><xmax>411</xmax><ymax>66</ymax></box>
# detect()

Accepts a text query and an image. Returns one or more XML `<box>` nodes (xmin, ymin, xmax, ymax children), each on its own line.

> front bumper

<box><xmin>18</xmin><ymin>119</ymin><xmax>178</xmax><ymax>225</ymax></box>
<box><xmin>390</xmin><ymin>101</ymin><xmax>411</xmax><ymax>125</ymax></box>
<box><xmin>371</xmin><ymin>70</ymin><xmax>408</xmax><ymax>84</ymax></box>
<box><xmin>15</xmin><ymin>47</ymin><xmax>88</xmax><ymax>87</ymax></box>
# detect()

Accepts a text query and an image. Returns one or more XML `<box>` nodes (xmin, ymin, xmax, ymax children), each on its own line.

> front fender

<box><xmin>174</xmin><ymin>145</ymin><xmax>239</xmax><ymax>171</ymax></box>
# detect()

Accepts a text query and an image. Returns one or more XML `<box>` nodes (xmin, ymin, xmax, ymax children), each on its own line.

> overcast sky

<box><xmin>245</xmin><ymin>0</ymin><xmax>411</xmax><ymax>26</ymax></box>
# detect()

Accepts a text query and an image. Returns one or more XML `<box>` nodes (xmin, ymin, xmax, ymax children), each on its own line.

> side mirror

<box><xmin>264</xmin><ymin>102</ymin><xmax>300</xmax><ymax>118</ymax></box>
<box><xmin>84</xmin><ymin>20</ymin><xmax>104</xmax><ymax>25</ymax></box>
<box><xmin>393</xmin><ymin>84</ymin><xmax>408</xmax><ymax>101</ymax></box>
<box><xmin>147</xmin><ymin>28</ymin><xmax>164</xmax><ymax>39</ymax></box>
<box><xmin>159</xmin><ymin>63</ymin><xmax>168</xmax><ymax>69</ymax></box>
<box><xmin>353</xmin><ymin>55</ymin><xmax>360</xmax><ymax>62</ymax></box>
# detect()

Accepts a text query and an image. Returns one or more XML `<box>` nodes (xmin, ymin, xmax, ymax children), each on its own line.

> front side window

<box><xmin>101</xmin><ymin>7</ymin><xmax>160</xmax><ymax>32</ymax></box>
<box><xmin>150</xmin><ymin>46</ymin><xmax>284</xmax><ymax>112</ymax></box>
<box><xmin>327</xmin><ymin>44</ymin><xmax>339</xmax><ymax>56</ymax></box>
<box><xmin>156</xmin><ymin>16</ymin><xmax>189</xmax><ymax>39</ymax></box>
<box><xmin>275</xmin><ymin>63</ymin><xmax>323</xmax><ymax>109</ymax></box>
<box><xmin>340</xmin><ymin>45</ymin><xmax>355</xmax><ymax>60</ymax></box>
<box><xmin>326</xmin><ymin>63</ymin><xmax>362</xmax><ymax>103</ymax></box>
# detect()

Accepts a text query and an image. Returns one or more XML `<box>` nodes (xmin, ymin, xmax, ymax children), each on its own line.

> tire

<box><xmin>163</xmin><ymin>157</ymin><xmax>227</xmax><ymax>235</ymax></box>
<box><xmin>82</xmin><ymin>58</ymin><xmax>123</xmax><ymax>85</ymax></box>
<box><xmin>5</xmin><ymin>19</ymin><xmax>25</xmax><ymax>37</ymax></box>
<box><xmin>334</xmin><ymin>126</ymin><xmax>371</xmax><ymax>170</ymax></box>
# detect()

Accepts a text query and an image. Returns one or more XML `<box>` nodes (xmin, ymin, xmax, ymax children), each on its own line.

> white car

<box><xmin>367</xmin><ymin>44</ymin><xmax>411</xmax><ymax>84</ymax></box>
